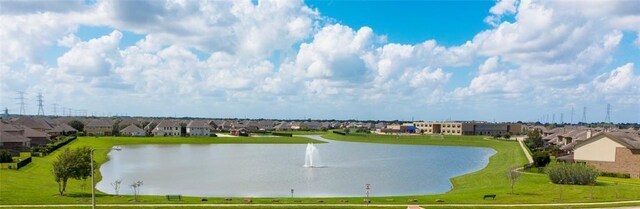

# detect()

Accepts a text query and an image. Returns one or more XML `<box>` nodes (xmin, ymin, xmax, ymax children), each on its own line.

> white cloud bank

<box><xmin>0</xmin><ymin>0</ymin><xmax>638</xmax><ymax>121</ymax></box>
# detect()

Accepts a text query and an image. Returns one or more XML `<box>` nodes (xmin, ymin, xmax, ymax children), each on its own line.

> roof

<box><xmin>19</xmin><ymin>125</ymin><xmax>50</xmax><ymax>138</ymax></box>
<box><xmin>187</xmin><ymin>120</ymin><xmax>210</xmax><ymax>128</ymax></box>
<box><xmin>120</xmin><ymin>124</ymin><xmax>145</xmax><ymax>133</ymax></box>
<box><xmin>575</xmin><ymin>132</ymin><xmax>640</xmax><ymax>150</ymax></box>
<box><xmin>86</xmin><ymin>119</ymin><xmax>113</xmax><ymax>127</ymax></box>
<box><xmin>0</xmin><ymin>132</ymin><xmax>31</xmax><ymax>143</ymax></box>
<box><xmin>0</xmin><ymin>122</ymin><xmax>22</xmax><ymax>132</ymax></box>
<box><xmin>51</xmin><ymin>123</ymin><xmax>78</xmax><ymax>132</ymax></box>
<box><xmin>11</xmin><ymin>117</ymin><xmax>52</xmax><ymax>130</ymax></box>
<box><xmin>156</xmin><ymin>120</ymin><xmax>180</xmax><ymax>128</ymax></box>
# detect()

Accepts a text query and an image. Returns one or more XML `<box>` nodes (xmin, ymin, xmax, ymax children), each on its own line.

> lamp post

<box><xmin>365</xmin><ymin>183</ymin><xmax>371</xmax><ymax>206</ymax></box>
<box><xmin>91</xmin><ymin>146</ymin><xmax>122</xmax><ymax>209</ymax></box>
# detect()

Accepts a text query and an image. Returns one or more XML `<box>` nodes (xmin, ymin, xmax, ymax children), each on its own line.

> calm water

<box><xmin>97</xmin><ymin>135</ymin><xmax>495</xmax><ymax>197</ymax></box>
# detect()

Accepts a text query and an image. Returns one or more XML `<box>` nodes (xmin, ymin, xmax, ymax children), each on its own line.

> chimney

<box><xmin>587</xmin><ymin>129</ymin><xmax>592</xmax><ymax>138</ymax></box>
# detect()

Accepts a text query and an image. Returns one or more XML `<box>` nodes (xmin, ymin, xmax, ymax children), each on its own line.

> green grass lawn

<box><xmin>1</xmin><ymin>134</ymin><xmax>639</xmax><ymax>207</ymax></box>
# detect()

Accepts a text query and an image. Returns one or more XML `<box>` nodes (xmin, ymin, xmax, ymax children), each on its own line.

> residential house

<box><xmin>49</xmin><ymin>123</ymin><xmax>78</xmax><ymax>136</ymax></box>
<box><xmin>18</xmin><ymin>125</ymin><xmax>51</xmax><ymax>146</ymax></box>
<box><xmin>11</xmin><ymin>117</ymin><xmax>52</xmax><ymax>132</ymax></box>
<box><xmin>290</xmin><ymin>122</ymin><xmax>307</xmax><ymax>130</ymax></box>
<box><xmin>85</xmin><ymin>119</ymin><xmax>113</xmax><ymax>136</ymax></box>
<box><xmin>153</xmin><ymin>120</ymin><xmax>181</xmax><ymax>136</ymax></box>
<box><xmin>120</xmin><ymin>124</ymin><xmax>146</xmax><ymax>136</ymax></box>
<box><xmin>0</xmin><ymin>131</ymin><xmax>31</xmax><ymax>155</ymax></box>
<box><xmin>274</xmin><ymin>122</ymin><xmax>290</xmax><ymax>131</ymax></box>
<box><xmin>187</xmin><ymin>120</ymin><xmax>211</xmax><ymax>137</ymax></box>
<box><xmin>571</xmin><ymin>131</ymin><xmax>640</xmax><ymax>178</ymax></box>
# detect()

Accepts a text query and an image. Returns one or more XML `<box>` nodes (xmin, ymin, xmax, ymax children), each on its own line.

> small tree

<box><xmin>52</xmin><ymin>147</ymin><xmax>94</xmax><ymax>196</ymax></box>
<box><xmin>130</xmin><ymin>181</ymin><xmax>143</xmax><ymax>202</ymax></box>
<box><xmin>67</xmin><ymin>120</ymin><xmax>85</xmax><ymax>133</ymax></box>
<box><xmin>0</xmin><ymin>150</ymin><xmax>13</xmax><ymax>163</ymax></box>
<box><xmin>532</xmin><ymin>151</ymin><xmax>551</xmax><ymax>167</ymax></box>
<box><xmin>506</xmin><ymin>166</ymin><xmax>522</xmax><ymax>194</ymax></box>
<box><xmin>111</xmin><ymin>180</ymin><xmax>122</xmax><ymax>197</ymax></box>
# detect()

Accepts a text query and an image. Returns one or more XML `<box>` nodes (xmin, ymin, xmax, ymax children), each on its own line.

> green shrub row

<box><xmin>600</xmin><ymin>172</ymin><xmax>631</xmax><ymax>178</ymax></box>
<box><xmin>547</xmin><ymin>163</ymin><xmax>599</xmax><ymax>185</ymax></box>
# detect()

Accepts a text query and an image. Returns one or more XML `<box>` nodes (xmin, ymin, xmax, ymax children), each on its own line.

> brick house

<box><xmin>573</xmin><ymin>131</ymin><xmax>640</xmax><ymax>178</ymax></box>
<box><xmin>84</xmin><ymin>119</ymin><xmax>113</xmax><ymax>136</ymax></box>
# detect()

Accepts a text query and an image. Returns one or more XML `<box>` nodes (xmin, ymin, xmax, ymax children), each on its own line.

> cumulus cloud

<box><xmin>1</xmin><ymin>0</ymin><xmax>639</xmax><ymax>121</ymax></box>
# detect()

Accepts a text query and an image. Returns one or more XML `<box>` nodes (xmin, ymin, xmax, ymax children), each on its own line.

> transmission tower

<box><xmin>560</xmin><ymin>113</ymin><xmax>564</xmax><ymax>124</ymax></box>
<box><xmin>36</xmin><ymin>93</ymin><xmax>44</xmax><ymax>116</ymax></box>
<box><xmin>570</xmin><ymin>107</ymin><xmax>574</xmax><ymax>124</ymax></box>
<box><xmin>582</xmin><ymin>107</ymin><xmax>587</xmax><ymax>123</ymax></box>
<box><xmin>52</xmin><ymin>103</ymin><xmax>58</xmax><ymax>116</ymax></box>
<box><xmin>15</xmin><ymin>91</ymin><xmax>26</xmax><ymax>115</ymax></box>
<box><xmin>604</xmin><ymin>103</ymin><xmax>611</xmax><ymax>123</ymax></box>
<box><xmin>552</xmin><ymin>114</ymin><xmax>555</xmax><ymax>124</ymax></box>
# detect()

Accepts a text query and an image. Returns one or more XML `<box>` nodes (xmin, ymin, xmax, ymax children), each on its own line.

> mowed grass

<box><xmin>1</xmin><ymin>134</ymin><xmax>639</xmax><ymax>207</ymax></box>
<box><xmin>320</xmin><ymin>133</ymin><xmax>640</xmax><ymax>204</ymax></box>
<box><xmin>0</xmin><ymin>136</ymin><xmax>323</xmax><ymax>204</ymax></box>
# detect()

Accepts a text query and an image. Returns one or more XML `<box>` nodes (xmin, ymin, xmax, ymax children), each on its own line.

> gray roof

<box><xmin>51</xmin><ymin>123</ymin><xmax>78</xmax><ymax>132</ymax></box>
<box><xmin>86</xmin><ymin>119</ymin><xmax>113</xmax><ymax>127</ymax></box>
<box><xmin>120</xmin><ymin>124</ymin><xmax>145</xmax><ymax>133</ymax></box>
<box><xmin>576</xmin><ymin>132</ymin><xmax>640</xmax><ymax>150</ymax></box>
<box><xmin>156</xmin><ymin>120</ymin><xmax>180</xmax><ymax>128</ymax></box>
<box><xmin>11</xmin><ymin>117</ymin><xmax>52</xmax><ymax>130</ymax></box>
<box><xmin>19</xmin><ymin>125</ymin><xmax>50</xmax><ymax>138</ymax></box>
<box><xmin>0</xmin><ymin>132</ymin><xmax>31</xmax><ymax>143</ymax></box>
<box><xmin>187</xmin><ymin>120</ymin><xmax>210</xmax><ymax>128</ymax></box>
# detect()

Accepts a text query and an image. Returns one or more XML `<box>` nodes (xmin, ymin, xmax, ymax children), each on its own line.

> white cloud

<box><xmin>57</xmin><ymin>30</ymin><xmax>123</xmax><ymax>78</ymax></box>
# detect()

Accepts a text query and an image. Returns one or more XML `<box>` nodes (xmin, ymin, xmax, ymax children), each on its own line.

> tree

<box><xmin>111</xmin><ymin>180</ymin><xmax>122</xmax><ymax>197</ymax></box>
<box><xmin>532</xmin><ymin>151</ymin><xmax>551</xmax><ymax>167</ymax></box>
<box><xmin>525</xmin><ymin>130</ymin><xmax>544</xmax><ymax>151</ymax></box>
<box><xmin>130</xmin><ymin>181</ymin><xmax>144</xmax><ymax>202</ymax></box>
<box><xmin>506</xmin><ymin>166</ymin><xmax>522</xmax><ymax>194</ymax></box>
<box><xmin>0</xmin><ymin>150</ymin><xmax>13</xmax><ymax>163</ymax></box>
<box><xmin>52</xmin><ymin>147</ymin><xmax>94</xmax><ymax>196</ymax></box>
<box><xmin>67</xmin><ymin>120</ymin><xmax>85</xmax><ymax>133</ymax></box>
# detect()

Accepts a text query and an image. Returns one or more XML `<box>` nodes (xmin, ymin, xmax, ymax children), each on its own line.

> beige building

<box><xmin>409</xmin><ymin>121</ymin><xmax>524</xmax><ymax>135</ymax></box>
<box><xmin>84</xmin><ymin>119</ymin><xmax>113</xmax><ymax>136</ymax></box>
<box><xmin>573</xmin><ymin>132</ymin><xmax>640</xmax><ymax>178</ymax></box>
<box><xmin>186</xmin><ymin>120</ymin><xmax>210</xmax><ymax>137</ymax></box>
<box><xmin>152</xmin><ymin>120</ymin><xmax>182</xmax><ymax>137</ymax></box>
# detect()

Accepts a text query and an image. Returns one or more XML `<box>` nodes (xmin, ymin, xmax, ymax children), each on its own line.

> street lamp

<box><xmin>365</xmin><ymin>183</ymin><xmax>371</xmax><ymax>206</ymax></box>
<box><xmin>91</xmin><ymin>146</ymin><xmax>122</xmax><ymax>209</ymax></box>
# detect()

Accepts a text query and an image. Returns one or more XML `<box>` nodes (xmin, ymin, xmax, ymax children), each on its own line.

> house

<box><xmin>274</xmin><ymin>122</ymin><xmax>291</xmax><ymax>131</ymax></box>
<box><xmin>187</xmin><ymin>120</ymin><xmax>210</xmax><ymax>137</ymax></box>
<box><xmin>290</xmin><ymin>122</ymin><xmax>306</xmax><ymax>130</ymax></box>
<box><xmin>572</xmin><ymin>131</ymin><xmax>640</xmax><ymax>178</ymax></box>
<box><xmin>84</xmin><ymin>119</ymin><xmax>113</xmax><ymax>136</ymax></box>
<box><xmin>11</xmin><ymin>117</ymin><xmax>52</xmax><ymax>132</ymax></box>
<box><xmin>49</xmin><ymin>123</ymin><xmax>78</xmax><ymax>136</ymax></box>
<box><xmin>18</xmin><ymin>125</ymin><xmax>51</xmax><ymax>146</ymax></box>
<box><xmin>230</xmin><ymin>128</ymin><xmax>250</xmax><ymax>136</ymax></box>
<box><xmin>1</xmin><ymin>122</ymin><xmax>51</xmax><ymax>146</ymax></box>
<box><xmin>152</xmin><ymin>120</ymin><xmax>181</xmax><ymax>136</ymax></box>
<box><xmin>0</xmin><ymin>131</ymin><xmax>31</xmax><ymax>155</ymax></box>
<box><xmin>120</xmin><ymin>124</ymin><xmax>145</xmax><ymax>136</ymax></box>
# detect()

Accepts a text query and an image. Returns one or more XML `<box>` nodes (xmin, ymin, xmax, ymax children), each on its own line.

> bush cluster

<box><xmin>547</xmin><ymin>163</ymin><xmax>599</xmax><ymax>185</ymax></box>
<box><xmin>532</xmin><ymin>151</ymin><xmax>551</xmax><ymax>167</ymax></box>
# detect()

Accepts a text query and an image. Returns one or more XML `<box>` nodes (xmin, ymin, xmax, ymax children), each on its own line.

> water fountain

<box><xmin>303</xmin><ymin>143</ymin><xmax>324</xmax><ymax>168</ymax></box>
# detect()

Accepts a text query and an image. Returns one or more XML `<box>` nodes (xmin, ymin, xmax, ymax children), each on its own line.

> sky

<box><xmin>0</xmin><ymin>0</ymin><xmax>639</xmax><ymax>122</ymax></box>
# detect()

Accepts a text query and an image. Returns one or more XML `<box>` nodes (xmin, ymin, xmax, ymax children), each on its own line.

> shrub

<box><xmin>600</xmin><ymin>172</ymin><xmax>631</xmax><ymax>178</ymax></box>
<box><xmin>532</xmin><ymin>151</ymin><xmax>551</xmax><ymax>167</ymax></box>
<box><xmin>0</xmin><ymin>150</ymin><xmax>13</xmax><ymax>163</ymax></box>
<box><xmin>547</xmin><ymin>163</ymin><xmax>599</xmax><ymax>185</ymax></box>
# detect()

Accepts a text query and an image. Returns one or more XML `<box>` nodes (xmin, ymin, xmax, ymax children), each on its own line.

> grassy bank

<box><xmin>1</xmin><ymin>134</ymin><xmax>639</xmax><ymax>207</ymax></box>
<box><xmin>0</xmin><ymin>136</ymin><xmax>323</xmax><ymax>204</ymax></box>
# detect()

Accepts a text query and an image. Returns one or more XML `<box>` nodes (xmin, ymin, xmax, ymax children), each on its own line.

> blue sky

<box><xmin>0</xmin><ymin>0</ymin><xmax>639</xmax><ymax>122</ymax></box>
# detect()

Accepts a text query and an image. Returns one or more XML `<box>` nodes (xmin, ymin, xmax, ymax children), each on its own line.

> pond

<box><xmin>96</xmin><ymin>135</ymin><xmax>495</xmax><ymax>197</ymax></box>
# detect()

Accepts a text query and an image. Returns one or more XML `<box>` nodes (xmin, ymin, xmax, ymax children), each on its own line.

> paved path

<box><xmin>2</xmin><ymin>200</ymin><xmax>640</xmax><ymax>208</ymax></box>
<box><xmin>516</xmin><ymin>136</ymin><xmax>534</xmax><ymax>163</ymax></box>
